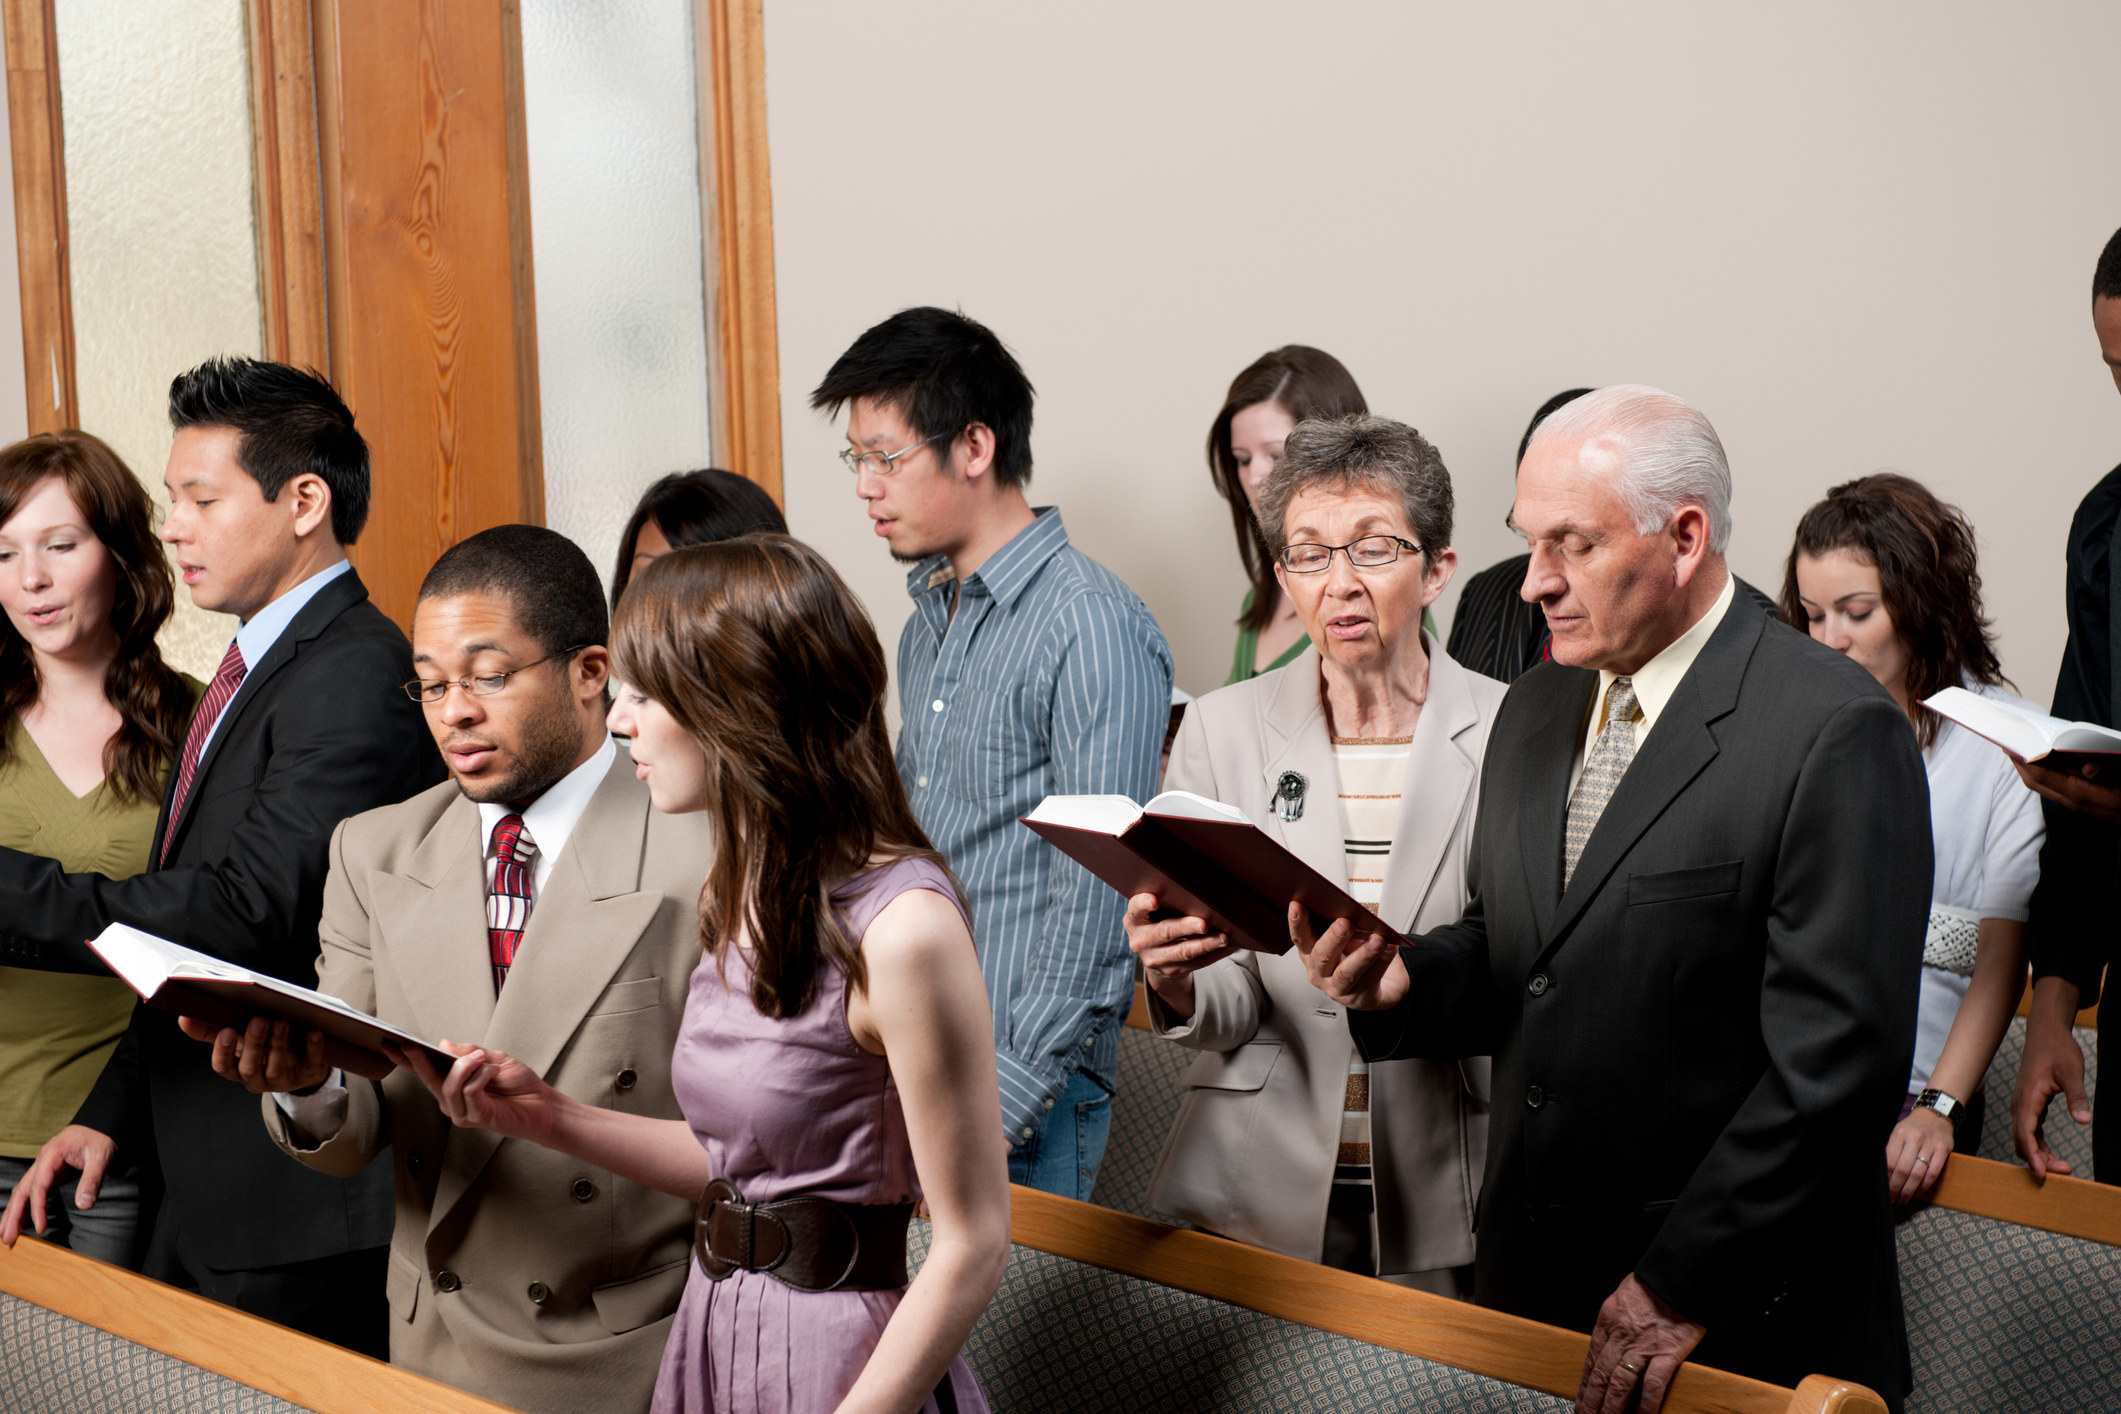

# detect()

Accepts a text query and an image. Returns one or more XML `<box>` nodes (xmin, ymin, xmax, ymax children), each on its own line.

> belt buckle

<box><xmin>696</xmin><ymin>1176</ymin><xmax>797</xmax><ymax>1282</ymax></box>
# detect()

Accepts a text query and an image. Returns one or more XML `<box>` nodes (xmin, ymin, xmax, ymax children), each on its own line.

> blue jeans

<box><xmin>0</xmin><ymin>1154</ymin><xmax>143</xmax><ymax>1268</ymax></box>
<box><xmin>1007</xmin><ymin>1070</ymin><xmax>1112</xmax><ymax>1200</ymax></box>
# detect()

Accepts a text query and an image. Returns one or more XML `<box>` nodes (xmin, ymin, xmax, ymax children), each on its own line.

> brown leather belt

<box><xmin>693</xmin><ymin>1176</ymin><xmax>914</xmax><ymax>1292</ymax></box>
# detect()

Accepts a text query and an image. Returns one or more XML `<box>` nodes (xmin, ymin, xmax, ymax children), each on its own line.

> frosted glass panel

<box><xmin>521</xmin><ymin>0</ymin><xmax>715</xmax><ymax>599</ymax></box>
<box><xmin>54</xmin><ymin>0</ymin><xmax>260</xmax><ymax>679</ymax></box>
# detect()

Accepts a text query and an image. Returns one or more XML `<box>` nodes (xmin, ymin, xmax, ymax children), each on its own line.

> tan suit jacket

<box><xmin>264</xmin><ymin>756</ymin><xmax>710</xmax><ymax>1414</ymax></box>
<box><xmin>1146</xmin><ymin>637</ymin><xmax>1503</xmax><ymax>1276</ymax></box>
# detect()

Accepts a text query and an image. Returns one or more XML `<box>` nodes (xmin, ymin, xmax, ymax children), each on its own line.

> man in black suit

<box><xmin>0</xmin><ymin>358</ymin><xmax>443</xmax><ymax>1354</ymax></box>
<box><xmin>2012</xmin><ymin>225</ymin><xmax>2121</xmax><ymax>1187</ymax></box>
<box><xmin>1297</xmin><ymin>385</ymin><xmax>1929</xmax><ymax>1412</ymax></box>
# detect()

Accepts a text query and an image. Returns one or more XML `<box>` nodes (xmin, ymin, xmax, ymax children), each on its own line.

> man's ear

<box><xmin>955</xmin><ymin>423</ymin><xmax>999</xmax><ymax>484</ymax></box>
<box><xmin>1669</xmin><ymin>503</ymin><xmax>1713</xmax><ymax>587</ymax></box>
<box><xmin>287</xmin><ymin>473</ymin><xmax>335</xmax><ymax>539</ymax></box>
<box><xmin>574</xmin><ymin>645</ymin><xmax>613</xmax><ymax>699</ymax></box>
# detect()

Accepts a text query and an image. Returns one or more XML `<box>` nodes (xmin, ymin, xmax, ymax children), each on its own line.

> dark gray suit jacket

<box><xmin>1352</xmin><ymin>597</ymin><xmax>1928</xmax><ymax>1405</ymax></box>
<box><xmin>0</xmin><ymin>569</ymin><xmax>445</xmax><ymax>1271</ymax></box>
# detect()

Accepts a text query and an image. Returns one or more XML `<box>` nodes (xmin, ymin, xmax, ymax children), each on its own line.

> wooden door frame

<box><xmin>3</xmin><ymin>0</ymin><xmax>783</xmax><ymax>612</ymax></box>
<box><xmin>1</xmin><ymin>0</ymin><xmax>73</xmax><ymax>433</ymax></box>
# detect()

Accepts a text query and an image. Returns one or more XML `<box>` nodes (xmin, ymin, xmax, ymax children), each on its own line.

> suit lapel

<box><xmin>430</xmin><ymin>759</ymin><xmax>664</xmax><ymax>1224</ymax></box>
<box><xmin>155</xmin><ymin>570</ymin><xmax>370</xmax><ymax>862</ymax></box>
<box><xmin>371</xmin><ymin>792</ymin><xmax>498</xmax><ymax>1049</ymax></box>
<box><xmin>1375</xmin><ymin>642</ymin><xmax>1480</xmax><ymax>930</ymax></box>
<box><xmin>1256</xmin><ymin>648</ymin><xmax>1349</xmax><ymax>889</ymax></box>
<box><xmin>1514</xmin><ymin>668</ymin><xmax>1597</xmax><ymax>945</ymax></box>
<box><xmin>1538</xmin><ymin>606</ymin><xmax>1762</xmax><ymax>958</ymax></box>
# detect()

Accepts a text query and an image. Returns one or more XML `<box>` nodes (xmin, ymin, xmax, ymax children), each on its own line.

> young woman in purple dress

<box><xmin>400</xmin><ymin>535</ymin><xmax>1009</xmax><ymax>1414</ymax></box>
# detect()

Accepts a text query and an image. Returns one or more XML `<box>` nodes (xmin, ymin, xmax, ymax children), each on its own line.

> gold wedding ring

<box><xmin>1618</xmin><ymin>1358</ymin><xmax>1645</xmax><ymax>1377</ymax></box>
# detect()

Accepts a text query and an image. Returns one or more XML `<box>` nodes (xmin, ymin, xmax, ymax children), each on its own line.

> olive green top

<box><xmin>1225</xmin><ymin>590</ymin><xmax>1439</xmax><ymax>686</ymax></box>
<box><xmin>0</xmin><ymin>694</ymin><xmax>197</xmax><ymax>1156</ymax></box>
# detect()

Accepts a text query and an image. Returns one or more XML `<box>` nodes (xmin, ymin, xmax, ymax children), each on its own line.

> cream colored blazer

<box><xmin>264</xmin><ymin>756</ymin><xmax>712</xmax><ymax>1414</ymax></box>
<box><xmin>1146</xmin><ymin>637</ymin><xmax>1503</xmax><ymax>1276</ymax></box>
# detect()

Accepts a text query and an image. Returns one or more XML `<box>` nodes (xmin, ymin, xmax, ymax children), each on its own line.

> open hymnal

<box><xmin>87</xmin><ymin>922</ymin><xmax>452</xmax><ymax>1081</ymax></box>
<box><xmin>1923</xmin><ymin>686</ymin><xmax>2121</xmax><ymax>772</ymax></box>
<box><xmin>1021</xmin><ymin>789</ymin><xmax>1405</xmax><ymax>956</ymax></box>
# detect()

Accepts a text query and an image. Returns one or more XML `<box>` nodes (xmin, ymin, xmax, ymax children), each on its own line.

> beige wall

<box><xmin>767</xmin><ymin>1</ymin><xmax>2121</xmax><ymax>711</ymax></box>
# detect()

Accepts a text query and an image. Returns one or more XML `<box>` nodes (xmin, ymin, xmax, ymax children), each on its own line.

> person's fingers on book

<box><xmin>176</xmin><ymin>1014</ymin><xmax>221</xmax><ymax>1046</ymax></box>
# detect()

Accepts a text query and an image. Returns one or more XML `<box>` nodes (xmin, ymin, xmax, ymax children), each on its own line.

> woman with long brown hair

<box><xmin>1207</xmin><ymin>346</ymin><xmax>1371</xmax><ymax>682</ymax></box>
<box><xmin>0</xmin><ymin>430</ymin><xmax>199</xmax><ymax>1264</ymax></box>
<box><xmin>399</xmin><ymin>535</ymin><xmax>1008</xmax><ymax>1414</ymax></box>
<box><xmin>1783</xmin><ymin>472</ymin><xmax>2043</xmax><ymax>1204</ymax></box>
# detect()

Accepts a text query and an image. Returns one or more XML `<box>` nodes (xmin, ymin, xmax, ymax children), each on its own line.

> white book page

<box><xmin>1923</xmin><ymin>687</ymin><xmax>2059</xmax><ymax>758</ymax></box>
<box><xmin>1023</xmin><ymin>794</ymin><xmax>1145</xmax><ymax>835</ymax></box>
<box><xmin>90</xmin><ymin>923</ymin><xmax>430</xmax><ymax>1045</ymax></box>
<box><xmin>1144</xmin><ymin>789</ymin><xmax>1250</xmax><ymax>824</ymax></box>
<box><xmin>1926</xmin><ymin>686</ymin><xmax>2121</xmax><ymax>757</ymax></box>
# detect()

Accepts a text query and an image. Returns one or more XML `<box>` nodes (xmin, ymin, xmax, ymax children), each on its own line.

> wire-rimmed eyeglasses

<box><xmin>837</xmin><ymin>430</ymin><xmax>954</xmax><ymax>478</ymax></box>
<box><xmin>403</xmin><ymin>646</ymin><xmax>589</xmax><ymax>704</ymax></box>
<box><xmin>1278</xmin><ymin>535</ymin><xmax>1424</xmax><ymax>575</ymax></box>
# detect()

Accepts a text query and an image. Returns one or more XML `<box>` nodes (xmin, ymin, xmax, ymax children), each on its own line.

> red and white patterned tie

<box><xmin>160</xmin><ymin>640</ymin><xmax>247</xmax><ymax>865</ymax></box>
<box><xmin>487</xmin><ymin>814</ymin><xmax>539</xmax><ymax>992</ymax></box>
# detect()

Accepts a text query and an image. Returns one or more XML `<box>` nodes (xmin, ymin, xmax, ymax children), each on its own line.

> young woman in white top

<box><xmin>1784</xmin><ymin>472</ymin><xmax>2043</xmax><ymax>1203</ymax></box>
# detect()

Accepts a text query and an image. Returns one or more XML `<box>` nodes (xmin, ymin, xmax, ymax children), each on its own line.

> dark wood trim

<box><xmin>0</xmin><ymin>1235</ymin><xmax>517</xmax><ymax>1414</ymax></box>
<box><xmin>307</xmin><ymin>0</ymin><xmax>543</xmax><ymax>628</ymax></box>
<box><xmin>699</xmin><ymin>0</ymin><xmax>780</xmax><ymax>503</ymax></box>
<box><xmin>249</xmin><ymin>0</ymin><xmax>329</xmax><ymax>372</ymax></box>
<box><xmin>1</xmin><ymin>0</ymin><xmax>72</xmax><ymax>432</ymax></box>
<box><xmin>1005</xmin><ymin>1186</ymin><xmax>1886</xmax><ymax>1414</ymax></box>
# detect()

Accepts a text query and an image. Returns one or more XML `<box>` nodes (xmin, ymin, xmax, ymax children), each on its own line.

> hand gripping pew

<box><xmin>0</xmin><ymin>1234</ymin><xmax>519</xmax><ymax>1414</ymax></box>
<box><xmin>922</xmin><ymin>1186</ymin><xmax>1888</xmax><ymax>1414</ymax></box>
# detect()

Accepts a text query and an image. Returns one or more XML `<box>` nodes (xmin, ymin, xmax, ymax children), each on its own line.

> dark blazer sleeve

<box><xmin>1632</xmin><ymin>691</ymin><xmax>1928</xmax><ymax>1326</ymax></box>
<box><xmin>2025</xmin><ymin>465</ymin><xmax>2121</xmax><ymax>1003</ymax></box>
<box><xmin>0</xmin><ymin>610</ymin><xmax>439</xmax><ymax>980</ymax></box>
<box><xmin>1348</xmin><ymin>826</ymin><xmax>1505</xmax><ymax>1062</ymax></box>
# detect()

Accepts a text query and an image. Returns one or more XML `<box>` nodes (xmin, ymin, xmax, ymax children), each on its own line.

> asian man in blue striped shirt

<box><xmin>814</xmin><ymin>307</ymin><xmax>1173</xmax><ymax>1197</ymax></box>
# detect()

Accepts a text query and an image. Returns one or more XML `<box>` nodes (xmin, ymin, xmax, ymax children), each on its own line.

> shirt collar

<box><xmin>1597</xmin><ymin>571</ymin><xmax>1736</xmax><ymax>739</ymax></box>
<box><xmin>230</xmin><ymin>559</ymin><xmax>352</xmax><ymax>671</ymax></box>
<box><xmin>477</xmin><ymin>734</ymin><xmax>616</xmax><ymax>862</ymax></box>
<box><xmin>903</xmin><ymin>507</ymin><xmax>1069</xmax><ymax>611</ymax></box>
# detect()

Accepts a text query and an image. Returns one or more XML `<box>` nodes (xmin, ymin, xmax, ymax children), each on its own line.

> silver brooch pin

<box><xmin>1273</xmin><ymin>771</ymin><xmax>1308</xmax><ymax>823</ymax></box>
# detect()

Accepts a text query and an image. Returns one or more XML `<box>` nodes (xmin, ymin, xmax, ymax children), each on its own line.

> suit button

<box><xmin>527</xmin><ymin>1281</ymin><xmax>550</xmax><ymax>1305</ymax></box>
<box><xmin>571</xmin><ymin>1178</ymin><xmax>596</xmax><ymax>1202</ymax></box>
<box><xmin>615</xmin><ymin>1069</ymin><xmax>638</xmax><ymax>1092</ymax></box>
<box><xmin>435</xmin><ymin>1270</ymin><xmax>462</xmax><ymax>1293</ymax></box>
<box><xmin>1527</xmin><ymin>974</ymin><xmax>1549</xmax><ymax>997</ymax></box>
<box><xmin>407</xmin><ymin>1153</ymin><xmax>423</xmax><ymax>1177</ymax></box>
<box><xmin>1526</xmin><ymin>1085</ymin><xmax>1546</xmax><ymax>1109</ymax></box>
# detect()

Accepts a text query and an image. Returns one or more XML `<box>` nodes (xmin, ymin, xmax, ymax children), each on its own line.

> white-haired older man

<box><xmin>1299</xmin><ymin>386</ymin><xmax>1929</xmax><ymax>1414</ymax></box>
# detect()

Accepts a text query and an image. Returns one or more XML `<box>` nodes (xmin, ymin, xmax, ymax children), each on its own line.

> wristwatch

<box><xmin>1914</xmin><ymin>1088</ymin><xmax>1963</xmax><ymax>1130</ymax></box>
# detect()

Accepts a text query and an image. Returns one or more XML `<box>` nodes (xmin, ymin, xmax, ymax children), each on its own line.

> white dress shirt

<box><xmin>1910</xmin><ymin>687</ymin><xmax>2045</xmax><ymax>1090</ymax></box>
<box><xmin>1570</xmin><ymin>572</ymin><xmax>1737</xmax><ymax>796</ymax></box>
<box><xmin>277</xmin><ymin>735</ymin><xmax>618</xmax><ymax>1125</ymax></box>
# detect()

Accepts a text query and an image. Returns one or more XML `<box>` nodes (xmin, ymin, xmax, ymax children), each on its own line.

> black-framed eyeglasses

<box><xmin>837</xmin><ymin>430</ymin><xmax>955</xmax><ymax>477</ymax></box>
<box><xmin>1278</xmin><ymin>535</ymin><xmax>1424</xmax><ymax>575</ymax></box>
<box><xmin>403</xmin><ymin>646</ymin><xmax>588</xmax><ymax>704</ymax></box>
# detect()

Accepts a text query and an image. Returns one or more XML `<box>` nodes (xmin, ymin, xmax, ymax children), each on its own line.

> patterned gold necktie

<box><xmin>1563</xmin><ymin>677</ymin><xmax>1641</xmax><ymax>890</ymax></box>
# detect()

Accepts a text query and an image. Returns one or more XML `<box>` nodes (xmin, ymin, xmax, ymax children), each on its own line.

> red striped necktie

<box><xmin>487</xmin><ymin>814</ymin><xmax>539</xmax><ymax>992</ymax></box>
<box><xmin>160</xmin><ymin>640</ymin><xmax>247</xmax><ymax>866</ymax></box>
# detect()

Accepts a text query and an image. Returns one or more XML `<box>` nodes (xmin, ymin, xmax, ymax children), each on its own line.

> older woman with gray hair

<box><xmin>1125</xmin><ymin>414</ymin><xmax>1505</xmax><ymax>1294</ymax></box>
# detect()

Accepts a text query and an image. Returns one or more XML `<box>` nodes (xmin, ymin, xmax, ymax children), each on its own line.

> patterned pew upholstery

<box><xmin>0</xmin><ymin>1235</ymin><xmax>515</xmax><ymax>1414</ymax></box>
<box><xmin>1977</xmin><ymin>1017</ymin><xmax>2098</xmax><ymax>1179</ymax></box>
<box><xmin>1090</xmin><ymin>1019</ymin><xmax>1190</xmax><ymax>1221</ymax></box>
<box><xmin>1896</xmin><ymin>1201</ymin><xmax>2121</xmax><ymax>1414</ymax></box>
<box><xmin>1</xmin><ymin>1292</ymin><xmax>313</xmax><ymax>1414</ymax></box>
<box><xmin>923</xmin><ymin>1225</ymin><xmax>1570</xmax><ymax>1413</ymax></box>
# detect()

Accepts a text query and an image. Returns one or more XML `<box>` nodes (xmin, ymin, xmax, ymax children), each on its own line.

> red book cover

<box><xmin>1021</xmin><ymin>791</ymin><xmax>1408</xmax><ymax>956</ymax></box>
